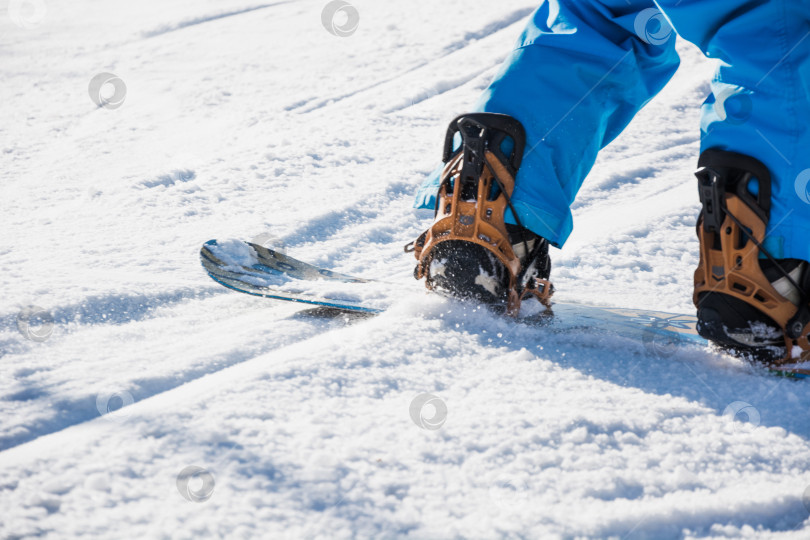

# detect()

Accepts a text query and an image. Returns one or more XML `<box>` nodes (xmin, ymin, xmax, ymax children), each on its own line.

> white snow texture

<box><xmin>2</xmin><ymin>0</ymin><xmax>810</xmax><ymax>538</ymax></box>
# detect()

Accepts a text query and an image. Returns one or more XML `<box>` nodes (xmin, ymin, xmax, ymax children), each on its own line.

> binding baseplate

<box><xmin>693</xmin><ymin>149</ymin><xmax>810</xmax><ymax>365</ymax></box>
<box><xmin>405</xmin><ymin>113</ymin><xmax>552</xmax><ymax>315</ymax></box>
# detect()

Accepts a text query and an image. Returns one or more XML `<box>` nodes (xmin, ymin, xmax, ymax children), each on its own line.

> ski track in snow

<box><xmin>140</xmin><ymin>3</ymin><xmax>294</xmax><ymax>39</ymax></box>
<box><xmin>2</xmin><ymin>0</ymin><xmax>810</xmax><ymax>538</ymax></box>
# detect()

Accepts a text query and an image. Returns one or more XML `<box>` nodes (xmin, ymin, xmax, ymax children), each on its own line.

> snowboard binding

<box><xmin>406</xmin><ymin>113</ymin><xmax>553</xmax><ymax>315</ymax></box>
<box><xmin>693</xmin><ymin>149</ymin><xmax>810</xmax><ymax>364</ymax></box>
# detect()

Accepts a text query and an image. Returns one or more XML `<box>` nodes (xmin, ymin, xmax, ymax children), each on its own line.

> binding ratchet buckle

<box><xmin>405</xmin><ymin>113</ymin><xmax>552</xmax><ymax>315</ymax></box>
<box><xmin>693</xmin><ymin>149</ymin><xmax>810</xmax><ymax>364</ymax></box>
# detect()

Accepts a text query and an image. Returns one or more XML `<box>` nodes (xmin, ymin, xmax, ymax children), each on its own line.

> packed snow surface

<box><xmin>2</xmin><ymin>0</ymin><xmax>810</xmax><ymax>538</ymax></box>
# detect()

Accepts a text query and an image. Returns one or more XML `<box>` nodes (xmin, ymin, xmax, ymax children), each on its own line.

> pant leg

<box><xmin>413</xmin><ymin>0</ymin><xmax>680</xmax><ymax>247</ymax></box>
<box><xmin>657</xmin><ymin>0</ymin><xmax>810</xmax><ymax>263</ymax></box>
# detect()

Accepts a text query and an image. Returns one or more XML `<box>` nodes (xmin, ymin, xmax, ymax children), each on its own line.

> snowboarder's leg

<box><xmin>657</xmin><ymin>0</ymin><xmax>810</xmax><ymax>264</ymax></box>
<box><xmin>656</xmin><ymin>1</ymin><xmax>810</xmax><ymax>361</ymax></box>
<box><xmin>690</xmin><ymin>149</ymin><xmax>810</xmax><ymax>361</ymax></box>
<box><xmin>410</xmin><ymin>0</ymin><xmax>679</xmax><ymax>311</ymax></box>
<box><xmin>413</xmin><ymin>0</ymin><xmax>680</xmax><ymax>248</ymax></box>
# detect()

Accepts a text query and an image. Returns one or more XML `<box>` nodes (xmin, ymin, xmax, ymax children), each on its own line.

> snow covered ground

<box><xmin>2</xmin><ymin>0</ymin><xmax>810</xmax><ymax>538</ymax></box>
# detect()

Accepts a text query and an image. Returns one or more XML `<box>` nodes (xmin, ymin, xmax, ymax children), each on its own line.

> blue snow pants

<box><xmin>413</xmin><ymin>0</ymin><xmax>810</xmax><ymax>263</ymax></box>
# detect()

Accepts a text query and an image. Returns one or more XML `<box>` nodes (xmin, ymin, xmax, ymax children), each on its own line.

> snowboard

<box><xmin>200</xmin><ymin>238</ymin><xmax>810</xmax><ymax>378</ymax></box>
<box><xmin>200</xmin><ymin>238</ymin><xmax>383</xmax><ymax>313</ymax></box>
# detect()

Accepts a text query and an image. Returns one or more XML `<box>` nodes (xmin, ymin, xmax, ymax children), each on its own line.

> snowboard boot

<box><xmin>425</xmin><ymin>224</ymin><xmax>551</xmax><ymax>305</ymax></box>
<box><xmin>406</xmin><ymin>113</ymin><xmax>553</xmax><ymax>314</ymax></box>
<box><xmin>693</xmin><ymin>148</ymin><xmax>810</xmax><ymax>363</ymax></box>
